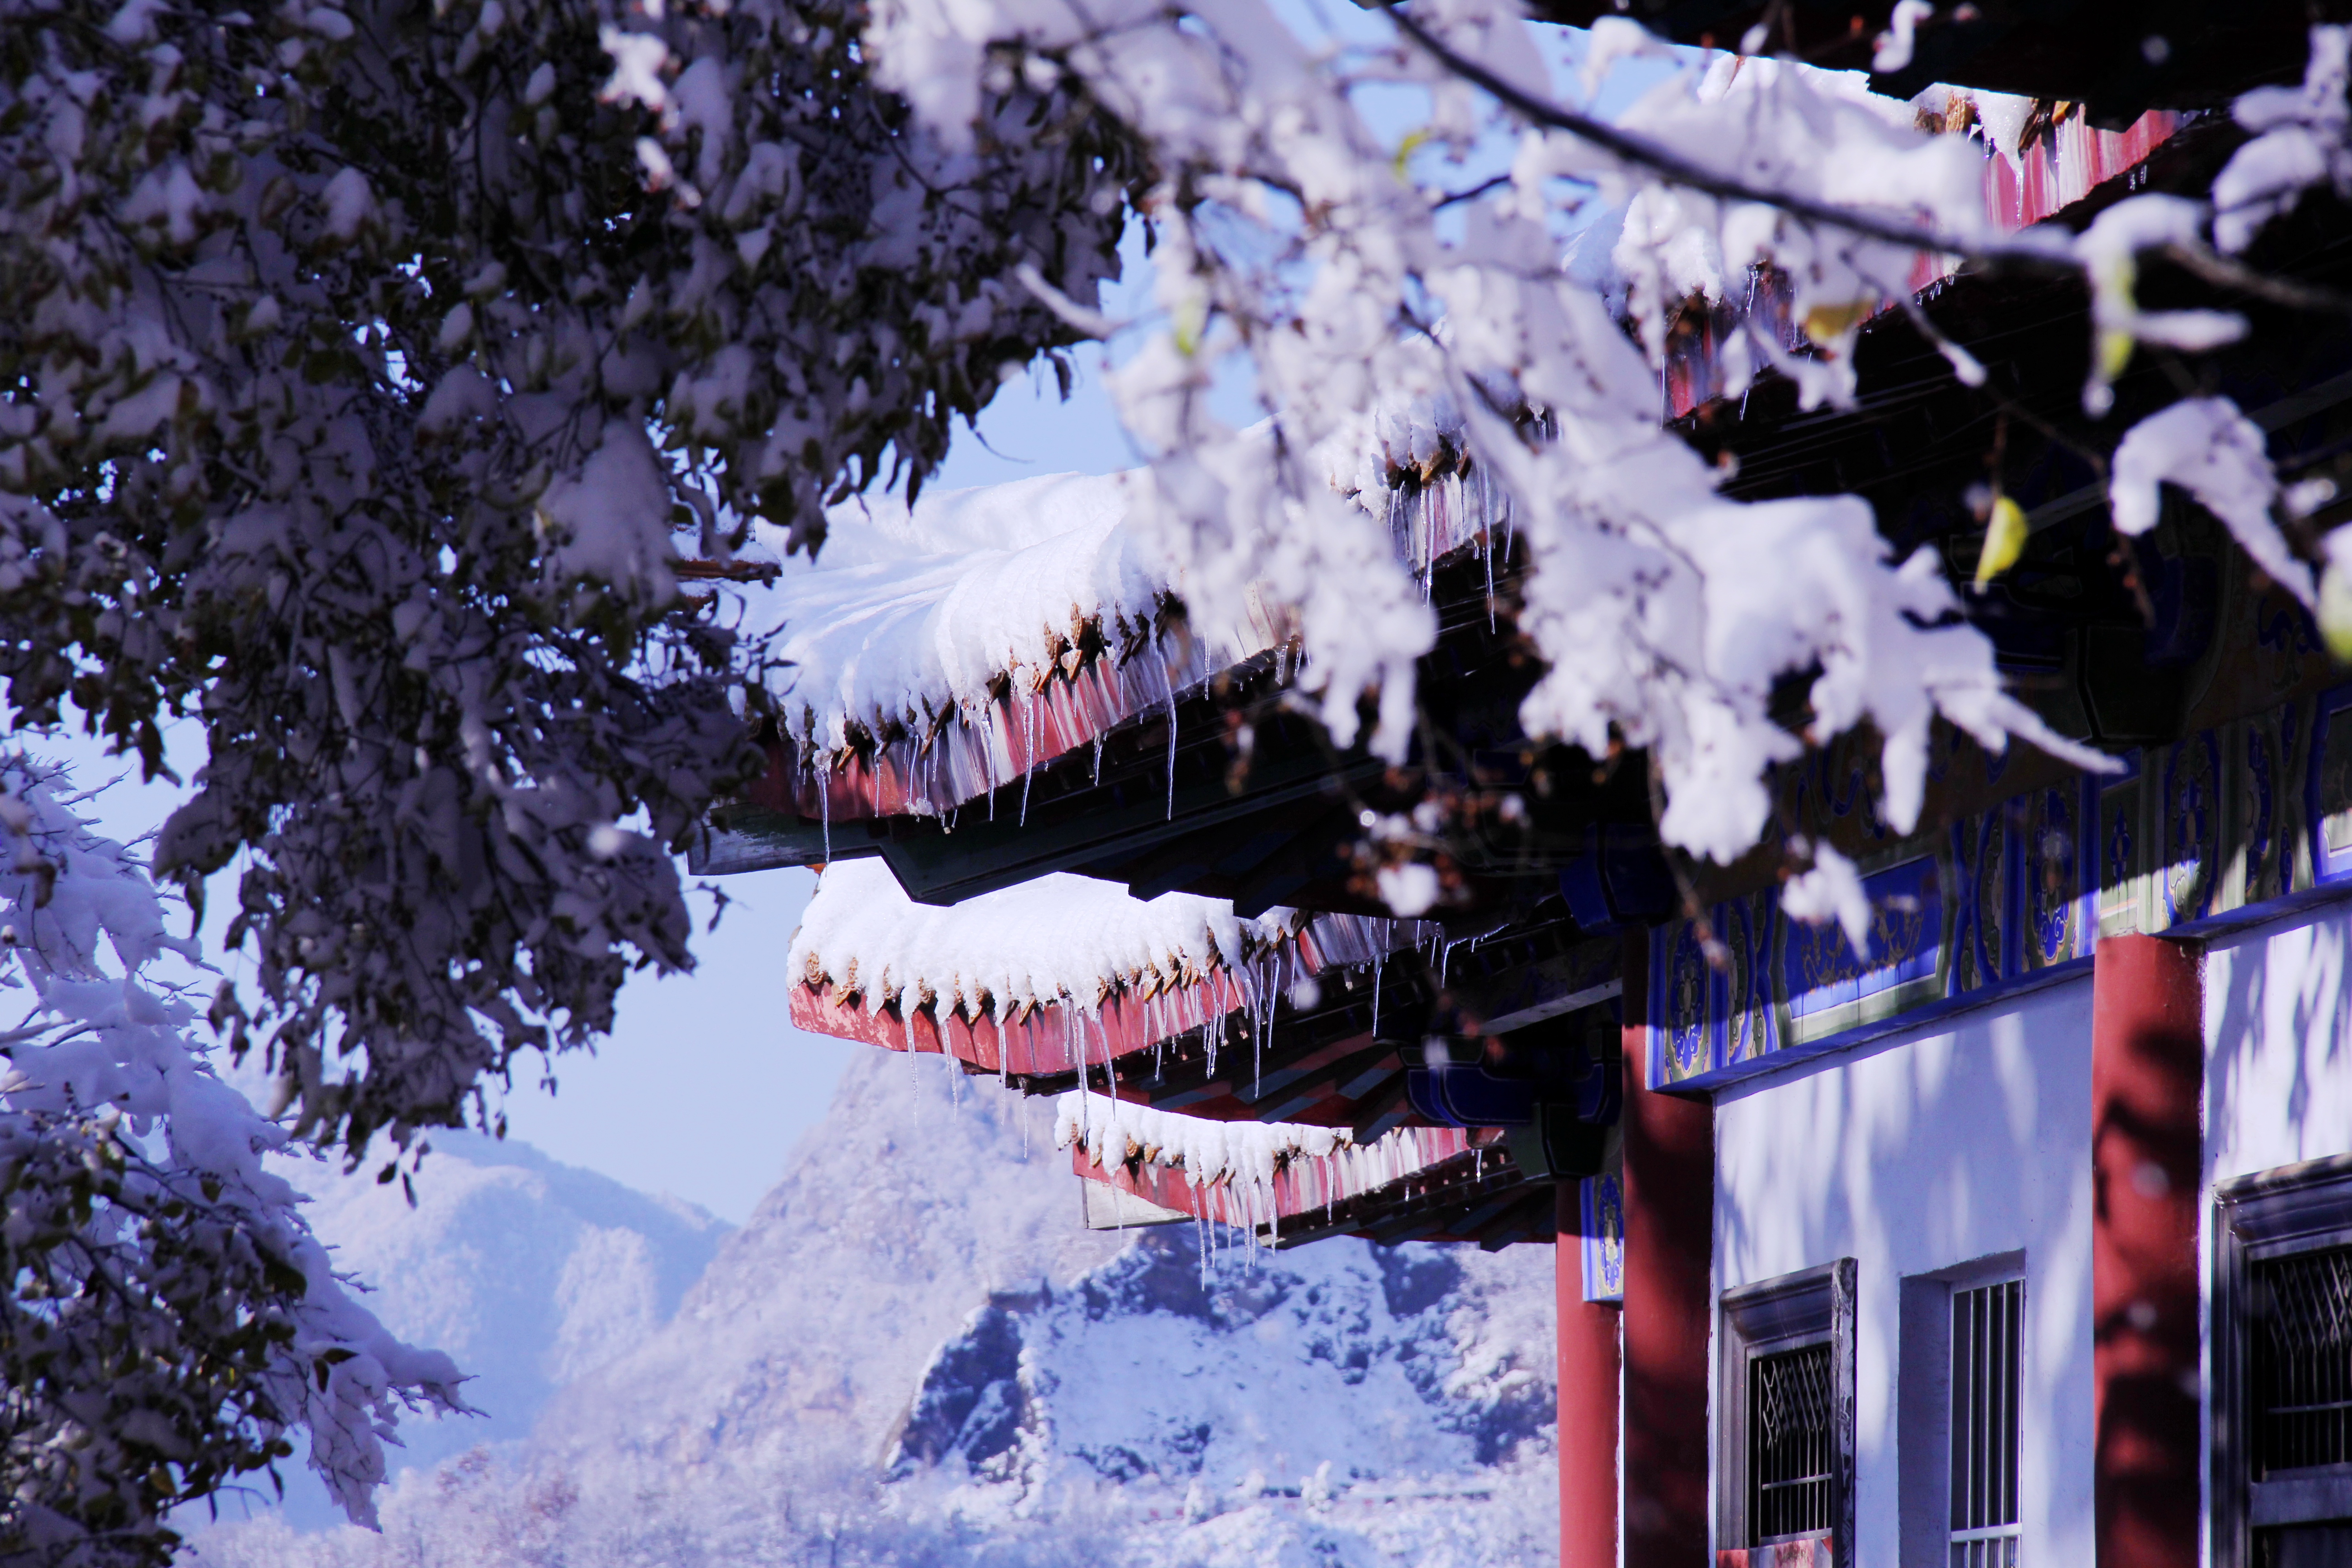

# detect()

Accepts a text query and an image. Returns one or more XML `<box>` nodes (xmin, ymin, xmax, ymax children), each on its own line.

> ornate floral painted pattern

<box><xmin>1580</xmin><ymin>1173</ymin><xmax>1624</xmax><ymax>1304</ymax></box>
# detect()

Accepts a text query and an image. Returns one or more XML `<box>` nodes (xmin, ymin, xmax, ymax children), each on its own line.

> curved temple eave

<box><xmin>1069</xmin><ymin>1131</ymin><xmax>1493</xmax><ymax>1242</ymax></box>
<box><xmin>786</xmin><ymin>904</ymin><xmax>1434</xmax><ymax>1083</ymax></box>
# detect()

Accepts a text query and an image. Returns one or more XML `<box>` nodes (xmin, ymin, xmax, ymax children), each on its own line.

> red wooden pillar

<box><xmin>1558</xmin><ymin>1181</ymin><xmax>1621</xmax><ymax>1568</ymax></box>
<box><xmin>1621</xmin><ymin>932</ymin><xmax>1714</xmax><ymax>1568</ymax></box>
<box><xmin>2091</xmin><ymin>934</ymin><xmax>2203</xmax><ymax>1568</ymax></box>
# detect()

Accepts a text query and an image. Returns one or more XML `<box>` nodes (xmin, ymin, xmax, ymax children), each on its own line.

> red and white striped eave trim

<box><xmin>764</xmin><ymin>488</ymin><xmax>1524</xmax><ymax>830</ymax></box>
<box><xmin>1074</xmin><ymin>1125</ymin><xmax>1477</xmax><ymax>1235</ymax></box>
<box><xmin>757</xmin><ymin>481</ymin><xmax>1519</xmax><ymax>828</ymax></box>
<box><xmin>787</xmin><ymin>911</ymin><xmax>1422</xmax><ymax>1078</ymax></box>
<box><xmin>1985</xmin><ymin>108</ymin><xmax>2182</xmax><ymax>235</ymax></box>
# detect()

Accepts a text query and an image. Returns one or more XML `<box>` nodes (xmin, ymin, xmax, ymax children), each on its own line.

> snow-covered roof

<box><xmin>1645</xmin><ymin>97</ymin><xmax>2186</xmax><ymax>423</ymax></box>
<box><xmin>724</xmin><ymin>438</ymin><xmax>1507</xmax><ymax>823</ymax></box>
<box><xmin>786</xmin><ymin>858</ymin><xmax>1431</xmax><ymax>1078</ymax></box>
<box><xmin>729</xmin><ymin>472</ymin><xmax>1280</xmax><ymax>821</ymax></box>
<box><xmin>718</xmin><ymin>93</ymin><xmax>2188</xmax><ymax>829</ymax></box>
<box><xmin>1055</xmin><ymin>1089</ymin><xmax>1472</xmax><ymax>1240</ymax></box>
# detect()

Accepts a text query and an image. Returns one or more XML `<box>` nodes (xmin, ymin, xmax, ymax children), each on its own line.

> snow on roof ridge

<box><xmin>786</xmin><ymin>858</ymin><xmax>1432</xmax><ymax>1079</ymax></box>
<box><xmin>1055</xmin><ymin>1088</ymin><xmax>1473</xmax><ymax>1239</ymax></box>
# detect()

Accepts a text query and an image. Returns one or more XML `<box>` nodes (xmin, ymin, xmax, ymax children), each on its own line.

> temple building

<box><xmin>700</xmin><ymin>14</ymin><xmax>2352</xmax><ymax>1567</ymax></box>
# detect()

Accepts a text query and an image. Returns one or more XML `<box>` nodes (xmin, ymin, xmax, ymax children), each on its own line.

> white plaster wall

<box><xmin>2199</xmin><ymin>898</ymin><xmax>2352</xmax><ymax>1568</ymax></box>
<box><xmin>1713</xmin><ymin>976</ymin><xmax>2098</xmax><ymax>1568</ymax></box>
<box><xmin>2203</xmin><ymin>899</ymin><xmax>2352</xmax><ymax>1188</ymax></box>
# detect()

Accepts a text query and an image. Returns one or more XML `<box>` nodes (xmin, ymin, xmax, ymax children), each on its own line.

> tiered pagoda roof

<box><xmin>707</xmin><ymin>37</ymin><xmax>2352</xmax><ymax>1256</ymax></box>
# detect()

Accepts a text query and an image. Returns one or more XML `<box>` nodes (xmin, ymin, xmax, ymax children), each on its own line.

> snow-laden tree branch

<box><xmin>0</xmin><ymin>757</ymin><xmax>464</xmax><ymax>1563</ymax></box>
<box><xmin>857</xmin><ymin>0</ymin><xmax>2352</xmax><ymax>914</ymax></box>
<box><xmin>0</xmin><ymin>0</ymin><xmax>1139</xmax><ymax>1154</ymax></box>
<box><xmin>866</xmin><ymin>0</ymin><xmax>2117</xmax><ymax>863</ymax></box>
<box><xmin>1383</xmin><ymin>4</ymin><xmax>2040</xmax><ymax>269</ymax></box>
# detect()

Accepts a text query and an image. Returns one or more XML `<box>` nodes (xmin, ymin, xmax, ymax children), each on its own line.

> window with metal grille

<box><xmin>1750</xmin><ymin>1343</ymin><xmax>1837</xmax><ymax>1543</ymax></box>
<box><xmin>2250</xmin><ymin>1244</ymin><xmax>2352</xmax><ymax>1475</ymax></box>
<box><xmin>1949</xmin><ymin>1278</ymin><xmax>2023</xmax><ymax>1568</ymax></box>
<box><xmin>2215</xmin><ymin>1156</ymin><xmax>2352</xmax><ymax>1568</ymax></box>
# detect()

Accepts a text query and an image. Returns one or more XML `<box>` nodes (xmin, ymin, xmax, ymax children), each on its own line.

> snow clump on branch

<box><xmin>2214</xmin><ymin>25</ymin><xmax>2352</xmax><ymax>255</ymax></box>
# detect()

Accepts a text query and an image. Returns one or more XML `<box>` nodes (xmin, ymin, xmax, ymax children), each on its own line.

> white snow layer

<box><xmin>2110</xmin><ymin>396</ymin><xmax>2312</xmax><ymax>605</ymax></box>
<box><xmin>2213</xmin><ymin>25</ymin><xmax>2352</xmax><ymax>253</ymax></box>
<box><xmin>1057</xmin><ymin>1089</ymin><xmax>1469</xmax><ymax>1236</ymax></box>
<box><xmin>730</xmin><ymin>470</ymin><xmax>1296</xmax><ymax>813</ymax></box>
<box><xmin>792</xmin><ymin>856</ymin><xmax>1427</xmax><ymax>1031</ymax></box>
<box><xmin>724</xmin><ymin>417</ymin><xmax>1513</xmax><ymax>821</ymax></box>
<box><xmin>1058</xmin><ymin>1090</ymin><xmax>1352</xmax><ymax>1188</ymax></box>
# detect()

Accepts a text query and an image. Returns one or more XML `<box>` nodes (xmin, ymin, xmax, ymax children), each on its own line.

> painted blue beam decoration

<box><xmin>1648</xmin><ymin>682</ymin><xmax>2352</xmax><ymax>1092</ymax></box>
<box><xmin>1579</xmin><ymin>1172</ymin><xmax>1624</xmax><ymax>1303</ymax></box>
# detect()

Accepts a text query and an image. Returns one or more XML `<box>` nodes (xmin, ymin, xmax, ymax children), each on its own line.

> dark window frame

<box><xmin>1720</xmin><ymin>1259</ymin><xmax>1857</xmax><ymax>1561</ymax></box>
<box><xmin>2214</xmin><ymin>1156</ymin><xmax>2352</xmax><ymax>1568</ymax></box>
<box><xmin>1750</xmin><ymin>1339</ymin><xmax>1838</xmax><ymax>1540</ymax></box>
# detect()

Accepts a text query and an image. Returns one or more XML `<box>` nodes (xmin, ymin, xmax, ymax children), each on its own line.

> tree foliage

<box><xmin>1</xmin><ymin>0</ymin><xmax>1136</xmax><ymax>1544</ymax></box>
<box><xmin>0</xmin><ymin>758</ymin><xmax>465</xmax><ymax>1563</ymax></box>
<box><xmin>0</xmin><ymin>0</ymin><xmax>1138</xmax><ymax>1158</ymax></box>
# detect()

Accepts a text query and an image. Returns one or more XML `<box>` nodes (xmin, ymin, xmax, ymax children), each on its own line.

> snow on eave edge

<box><xmin>1057</xmin><ymin>1089</ymin><xmax>1476</xmax><ymax>1235</ymax></box>
<box><xmin>731</xmin><ymin>444</ymin><xmax>1512</xmax><ymax>825</ymax></box>
<box><xmin>784</xmin><ymin>861</ymin><xmax>1434</xmax><ymax>1071</ymax></box>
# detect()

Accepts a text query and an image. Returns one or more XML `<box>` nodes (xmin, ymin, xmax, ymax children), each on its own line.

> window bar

<box><xmin>1959</xmin><ymin>1286</ymin><xmax>1973</xmax><ymax>1533</ymax></box>
<box><xmin>1993</xmin><ymin>1281</ymin><xmax>2006</xmax><ymax>1529</ymax></box>
<box><xmin>1981</xmin><ymin>1282</ymin><xmax>1994</xmax><ymax>1529</ymax></box>
<box><xmin>1951</xmin><ymin>1279</ymin><xmax>2023</xmax><ymax>1568</ymax></box>
<box><xmin>2002</xmin><ymin>1279</ymin><xmax>2020</xmax><ymax>1528</ymax></box>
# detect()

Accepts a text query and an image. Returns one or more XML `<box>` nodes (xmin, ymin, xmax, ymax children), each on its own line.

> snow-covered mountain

<box><xmin>190</xmin><ymin>1052</ymin><xmax>1558</xmax><ymax>1566</ymax></box>
<box><xmin>212</xmin><ymin>1131</ymin><xmax>731</xmax><ymax>1531</ymax></box>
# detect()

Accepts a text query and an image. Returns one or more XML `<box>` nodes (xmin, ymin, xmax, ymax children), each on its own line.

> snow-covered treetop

<box><xmin>0</xmin><ymin>758</ymin><xmax>462</xmax><ymax>1556</ymax></box>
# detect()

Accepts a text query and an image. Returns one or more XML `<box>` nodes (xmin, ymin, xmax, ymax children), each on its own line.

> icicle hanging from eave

<box><xmin>781</xmin><ymin>603</ymin><xmax>1293</xmax><ymax>823</ymax></box>
<box><xmin>1055</xmin><ymin>1090</ymin><xmax>1475</xmax><ymax>1235</ymax></box>
<box><xmin>1383</xmin><ymin>461</ymin><xmax>1514</xmax><ymax>582</ymax></box>
<box><xmin>1980</xmin><ymin>105</ymin><xmax>2183</xmax><ymax>235</ymax></box>
<box><xmin>748</xmin><ymin>437</ymin><xmax>1520</xmax><ymax>828</ymax></box>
